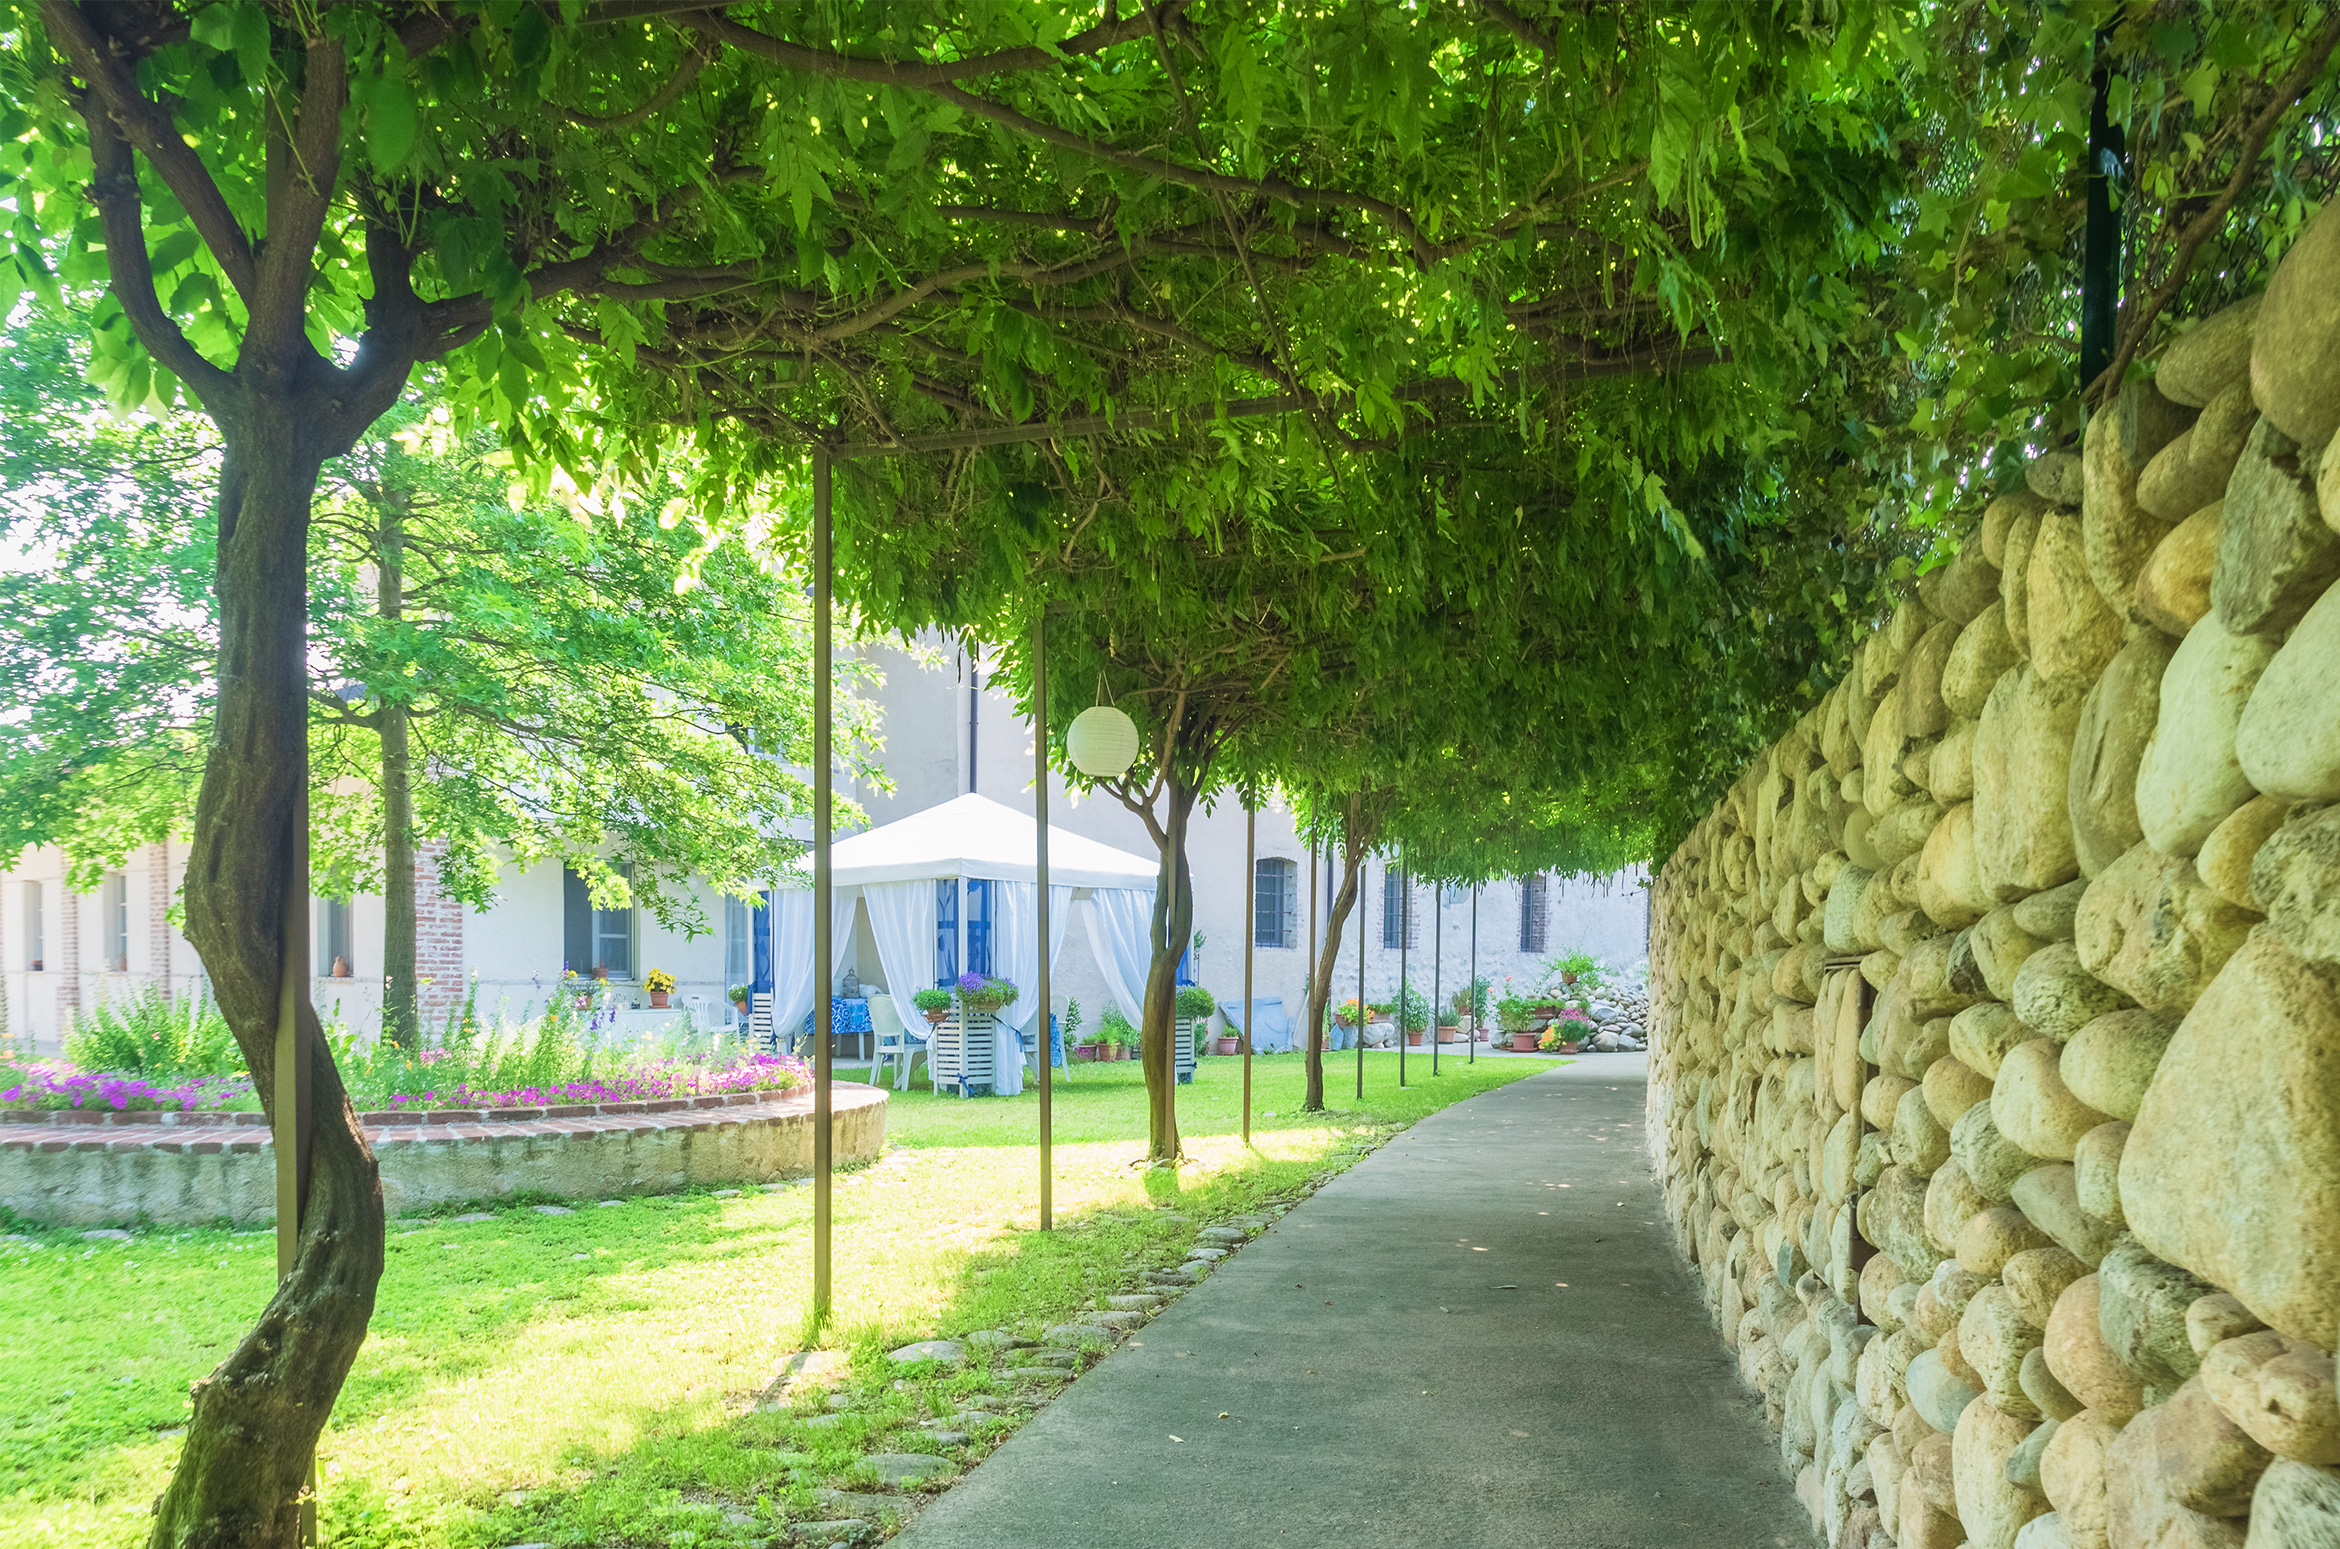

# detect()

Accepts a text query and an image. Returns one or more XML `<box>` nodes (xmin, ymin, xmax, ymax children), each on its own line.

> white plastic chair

<box><xmin>868</xmin><ymin>996</ymin><xmax>924</xmax><ymax>1091</ymax></box>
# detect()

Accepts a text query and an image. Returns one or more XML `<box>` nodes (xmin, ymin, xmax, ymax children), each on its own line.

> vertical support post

<box><xmin>1355</xmin><ymin>842</ymin><xmax>1366</xmax><ymax>1101</ymax></box>
<box><xmin>1242</xmin><ymin>803</ymin><xmax>1255</xmax><ymax>1144</ymax></box>
<box><xmin>1468</xmin><ymin>885</ymin><xmax>1478</xmax><ymax>1065</ymax></box>
<box><xmin>1034</xmin><ymin>611</ymin><xmax>1052</xmax><ymax>1231</ymax></box>
<box><xmin>1397</xmin><ymin>850</ymin><xmax>1408</xmax><ymax>1088</ymax></box>
<box><xmin>275</xmin><ymin>781</ymin><xmax>315</xmax><ymax>1545</ymax></box>
<box><xmin>1306</xmin><ymin>838</ymin><xmax>1318</xmax><ymax>1070</ymax></box>
<box><xmin>812</xmin><ymin>448</ymin><xmax>834</xmax><ymax>1325</ymax></box>
<box><xmin>1431</xmin><ymin>879</ymin><xmax>1441</xmax><ymax>1077</ymax></box>
<box><xmin>2080</xmin><ymin>25</ymin><xmax>2124</xmax><ymax>391</ymax></box>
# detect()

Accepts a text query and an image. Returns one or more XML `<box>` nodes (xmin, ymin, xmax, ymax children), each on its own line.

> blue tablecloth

<box><xmin>801</xmin><ymin>996</ymin><xmax>874</xmax><ymax>1040</ymax></box>
<box><xmin>1216</xmin><ymin>997</ymin><xmax>1292</xmax><ymax>1052</ymax></box>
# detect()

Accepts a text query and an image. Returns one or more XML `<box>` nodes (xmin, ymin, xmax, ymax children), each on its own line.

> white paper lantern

<box><xmin>1066</xmin><ymin>705</ymin><xmax>1140</xmax><ymax>777</ymax></box>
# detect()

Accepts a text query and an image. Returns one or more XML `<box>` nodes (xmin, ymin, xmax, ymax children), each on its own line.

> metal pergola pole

<box><xmin>1355</xmin><ymin>841</ymin><xmax>1366</xmax><ymax>1101</ymax></box>
<box><xmin>1468</xmin><ymin>885</ymin><xmax>1478</xmax><ymax>1064</ymax></box>
<box><xmin>1431</xmin><ymin>880</ymin><xmax>1441</xmax><ymax>1077</ymax></box>
<box><xmin>1242</xmin><ymin>803</ymin><xmax>1255</xmax><ymax>1144</ymax></box>
<box><xmin>1034</xmin><ymin>612</ymin><xmax>1052</xmax><ymax>1230</ymax></box>
<box><xmin>812</xmin><ymin>448</ymin><xmax>834</xmax><ymax>1325</ymax></box>
<box><xmin>1397</xmin><ymin>849</ymin><xmax>1408</xmax><ymax>1089</ymax></box>
<box><xmin>1306</xmin><ymin>838</ymin><xmax>1318</xmax><ymax>1077</ymax></box>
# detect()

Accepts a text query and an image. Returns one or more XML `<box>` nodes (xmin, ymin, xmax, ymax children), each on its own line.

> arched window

<box><xmin>1381</xmin><ymin>865</ymin><xmax>1418</xmax><ymax>950</ymax></box>
<box><xmin>1254</xmin><ymin>858</ymin><xmax>1298</xmax><ymax>948</ymax></box>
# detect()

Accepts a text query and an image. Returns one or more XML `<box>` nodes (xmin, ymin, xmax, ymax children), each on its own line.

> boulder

<box><xmin>2120</xmin><ymin>927</ymin><xmax>2340</xmax><ymax>1347</ymax></box>
<box><xmin>1977</xmin><ymin>665</ymin><xmax>2092</xmax><ymax>900</ymax></box>
<box><xmin>2250</xmin><ymin>198</ymin><xmax>2340</xmax><ymax>445</ymax></box>
<box><xmin>2199</xmin><ymin>1331</ymin><xmax>2340</xmax><ymax>1466</ymax></box>
<box><xmin>2045</xmin><ymin>1276</ymin><xmax>2147</xmax><ymax>1423</ymax></box>
<box><xmin>1948</xmin><ymin>605</ymin><xmax>2024</xmax><ymax>720</ymax></box>
<box><xmin>2251</xmin><ymin>803</ymin><xmax>2340</xmax><ymax>967</ymax></box>
<box><xmin>2059</xmin><ymin>1008</ymin><xmax>2183</xmax><ymax>1123</ymax></box>
<box><xmin>2029</xmin><ymin>453</ymin><xmax>2085</xmax><ymax>509</ymax></box>
<box><xmin>1896</xmin><ymin>1083</ymin><xmax>1954</xmax><ymax>1177</ymax></box>
<box><xmin>2137</xmin><ymin>503</ymin><xmax>2223</xmax><ymax>637</ymax></box>
<box><xmin>1925</xmin><ymin>1054</ymin><xmax>1997</xmax><ymax>1129</ymax></box>
<box><xmin>2032</xmin><ymin>508</ymin><xmax>2126</xmax><ymax>682</ymax></box>
<box><xmin>2099</xmin><ymin>1237</ymin><xmax>2214</xmax><ymax>1391</ymax></box>
<box><xmin>1919</xmin><ymin>801</ymin><xmax>1995</xmax><ymax>927</ymax></box>
<box><xmin>2188</xmin><ymin>1295</ymin><xmax>2271</xmax><ymax>1359</ymax></box>
<box><xmin>1861</xmin><ymin>1164</ymin><xmax>1943</xmax><ymax>1282</ymax></box>
<box><xmin>1974</xmin><ymin>906</ymin><xmax>2051</xmax><ymax>1001</ymax></box>
<box><xmin>1994</xmin><ymin>1040</ymin><xmax>2113</xmax><ymax>1161</ymax></box>
<box><xmin>2138</xmin><ymin>381</ymin><xmax>2257</xmax><ymax>524</ymax></box>
<box><xmin>2005</xmin><ymin>1245</ymin><xmax>2092</xmax><ymax>1331</ymax></box>
<box><xmin>1912</xmin><ymin>1426</ymin><xmax>1961</xmax><ymax>1510</ymax></box>
<box><xmin>1989</xmin><ymin>490</ymin><xmax>2054</xmax><ymax>564</ymax></box>
<box><xmin>2069</xmin><ymin>629</ymin><xmax>2178</xmax><ymax>878</ymax></box>
<box><xmin>1952</xmin><ymin>1099</ymin><xmax>2042</xmax><ymax>1202</ymax></box>
<box><xmin>2043</xmin><ymin>1409</ymin><xmax>2119</xmax><ymax>1549</ymax></box>
<box><xmin>2005</xmin><ymin>510</ymin><xmax>2042</xmax><ymax>659</ymax></box>
<box><xmin>2106</xmin><ymin>1409</ymin><xmax>2250</xmax><ymax>1549</ymax></box>
<box><xmin>1828</xmin><ymin>863</ymin><xmax>1882</xmax><ymax>953</ymax></box>
<box><xmin>1909</xmin><ymin>1347</ymin><xmax>1984</xmax><ymax>1435</ymax></box>
<box><xmin>2011</xmin><ymin>1419</ymin><xmax>2060</xmax><ymax>1491</ymax></box>
<box><xmin>1927</xmin><ymin>1159</ymin><xmax>1990</xmax><ymax>1257</ymax></box>
<box><xmin>2243</xmin><ymin>1460</ymin><xmax>2340</xmax><ymax>1549</ymax></box>
<box><xmin>2196</xmin><ymin>795</ymin><xmax>2287</xmax><ymax>913</ymax></box>
<box><xmin>2084</xmin><ymin>396</ymin><xmax>2185</xmax><ymax>626</ymax></box>
<box><xmin>2159</xmin><ymin>296</ymin><xmax>2260</xmax><ymax>408</ymax></box>
<box><xmin>2023</xmin><ymin>1347</ymin><xmax>2087</xmax><ymax>1424</ymax></box>
<box><xmin>2012</xmin><ymin>1163</ymin><xmax>2121</xmax><ymax>1267</ymax></box>
<box><xmin>2012</xmin><ymin>943</ymin><xmax>2133</xmax><ymax>1041</ymax></box>
<box><xmin>1924</xmin><ymin>545</ymin><xmax>2006</xmax><ymax>629</ymax></box>
<box><xmin>2075</xmin><ymin>843</ymin><xmax>2258</xmax><ymax>1012</ymax></box>
<box><xmin>1958</xmin><ymin>1205</ymin><xmax>2055</xmax><ymax>1278</ymax></box>
<box><xmin>2236</xmin><ymin>581</ymin><xmax>2340</xmax><ymax>803</ymax></box>
<box><xmin>1954</xmin><ymin>1395</ymin><xmax>2051</xmax><ymax>1549</ymax></box>
<box><xmin>1932</xmin><ymin>720</ymin><xmax>1979</xmax><ymax>803</ymax></box>
<box><xmin>2137</xmin><ymin>613</ymin><xmax>2277</xmax><ymax>857</ymax></box>
<box><xmin>1963</xmin><ymin>1284</ymin><xmax>2049</xmax><ymax>1418</ymax></box>
<box><xmin>2153</xmin><ymin>1376</ymin><xmax>2279</xmax><ymax>1517</ymax></box>
<box><xmin>2073</xmin><ymin>1121</ymin><xmax>2129</xmax><ymax>1229</ymax></box>
<box><xmin>2214</xmin><ymin>417</ymin><xmax>2340</xmax><ymax>638</ymax></box>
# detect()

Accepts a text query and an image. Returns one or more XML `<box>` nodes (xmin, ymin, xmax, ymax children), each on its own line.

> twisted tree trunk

<box><xmin>157</xmin><ymin>402</ymin><xmax>386</xmax><ymax>1548</ymax></box>
<box><xmin>1303</xmin><ymin>832</ymin><xmax>1365</xmax><ymax>1113</ymax></box>
<box><xmin>1140</xmin><ymin>772</ymin><xmax>1198</xmax><ymax>1163</ymax></box>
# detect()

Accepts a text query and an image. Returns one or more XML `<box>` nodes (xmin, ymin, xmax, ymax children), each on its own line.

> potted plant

<box><xmin>1099</xmin><ymin>1006</ymin><xmax>1137</xmax><ymax>1061</ymax></box>
<box><xmin>913</xmin><ymin>987</ymin><xmax>954</xmax><ymax>1027</ymax></box>
<box><xmin>958</xmin><ymin>973</ymin><xmax>1019</xmax><ymax>1015</ymax></box>
<box><xmin>1391</xmin><ymin>983</ymin><xmax>1430</xmax><ymax>1047</ymax></box>
<box><xmin>644</xmin><ymin>968</ymin><xmax>678</xmax><ymax>1008</ymax></box>
<box><xmin>728</xmin><ymin>983</ymin><xmax>752</xmax><ymax>1018</ymax></box>
<box><xmin>1495</xmin><ymin>985</ymin><xmax>1541</xmax><ymax>1052</ymax></box>
<box><xmin>1435</xmin><ymin>1011</ymin><xmax>1460</xmax><ymax>1044</ymax></box>
<box><xmin>1539</xmin><ymin>1021</ymin><xmax>1583</xmax><ymax>1055</ymax></box>
<box><xmin>1548</xmin><ymin>948</ymin><xmax>1605</xmax><ymax>994</ymax></box>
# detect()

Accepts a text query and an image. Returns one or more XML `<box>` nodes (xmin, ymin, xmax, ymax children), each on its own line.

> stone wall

<box><xmin>0</xmin><ymin>1084</ymin><xmax>889</xmax><ymax>1226</ymax></box>
<box><xmin>1646</xmin><ymin>205</ymin><xmax>2340</xmax><ymax>1549</ymax></box>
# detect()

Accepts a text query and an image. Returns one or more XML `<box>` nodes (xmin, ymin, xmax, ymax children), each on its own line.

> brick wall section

<box><xmin>145</xmin><ymin>842</ymin><xmax>172</xmax><ymax>1000</ymax></box>
<box><xmin>414</xmin><ymin>838</ymin><xmax>466</xmax><ymax>1026</ymax></box>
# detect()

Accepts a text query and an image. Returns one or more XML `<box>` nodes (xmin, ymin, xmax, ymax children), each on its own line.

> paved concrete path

<box><xmin>891</xmin><ymin>1057</ymin><xmax>1811</xmax><ymax>1549</ymax></box>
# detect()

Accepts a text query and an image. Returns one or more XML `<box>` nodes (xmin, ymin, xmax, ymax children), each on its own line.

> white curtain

<box><xmin>863</xmin><ymin>881</ymin><xmax>939</xmax><ymax>1043</ymax></box>
<box><xmin>1084</xmin><ymin>887</ymin><xmax>1158</xmax><ymax>1028</ymax></box>
<box><xmin>984</xmin><ymin>882</ymin><xmax>1076</xmax><ymax>1098</ymax></box>
<box><xmin>770</xmin><ymin>887</ymin><xmax>857</xmax><ymax>1040</ymax></box>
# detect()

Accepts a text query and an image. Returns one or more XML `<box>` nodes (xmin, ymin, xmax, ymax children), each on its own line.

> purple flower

<box><xmin>956</xmin><ymin>972</ymin><xmax>984</xmax><ymax>993</ymax></box>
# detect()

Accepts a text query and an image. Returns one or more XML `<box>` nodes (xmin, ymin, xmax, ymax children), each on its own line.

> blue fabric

<box><xmin>1216</xmin><ymin>997</ymin><xmax>1292</xmax><ymax>1053</ymax></box>
<box><xmin>801</xmin><ymin>996</ymin><xmax>875</xmax><ymax>1040</ymax></box>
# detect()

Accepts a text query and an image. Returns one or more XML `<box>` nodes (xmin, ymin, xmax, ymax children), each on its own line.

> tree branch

<box><xmin>553</xmin><ymin>38</ymin><xmax>712</xmax><ymax>131</ymax></box>
<box><xmin>672</xmin><ymin>1</ymin><xmax>1190</xmax><ymax>89</ymax></box>
<box><xmin>249</xmin><ymin>31</ymin><xmax>347</xmax><ymax>364</ymax></box>
<box><xmin>79</xmin><ymin>116</ymin><xmax>232</xmax><ymax>401</ymax></box>
<box><xmin>41</xmin><ymin>0</ymin><xmax>259</xmax><ymax>303</ymax></box>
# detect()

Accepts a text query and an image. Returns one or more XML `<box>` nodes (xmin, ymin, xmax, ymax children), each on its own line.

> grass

<box><xmin>0</xmin><ymin>1049</ymin><xmax>1560</xmax><ymax>1548</ymax></box>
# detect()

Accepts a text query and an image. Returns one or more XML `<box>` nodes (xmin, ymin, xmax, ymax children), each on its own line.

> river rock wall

<box><xmin>1646</xmin><ymin>206</ymin><xmax>2340</xmax><ymax>1549</ymax></box>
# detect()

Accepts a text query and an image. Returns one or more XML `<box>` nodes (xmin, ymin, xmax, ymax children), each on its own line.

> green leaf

<box><xmin>366</xmin><ymin>75</ymin><xmax>417</xmax><ymax>174</ymax></box>
<box><xmin>147</xmin><ymin>228</ymin><xmax>201</xmax><ymax>275</ymax></box>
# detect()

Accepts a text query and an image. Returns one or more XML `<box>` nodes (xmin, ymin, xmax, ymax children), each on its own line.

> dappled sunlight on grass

<box><xmin>0</xmin><ymin>1050</ymin><xmax>1558</xmax><ymax>1547</ymax></box>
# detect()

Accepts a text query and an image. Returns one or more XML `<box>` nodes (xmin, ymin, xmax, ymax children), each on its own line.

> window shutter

<box><xmin>563</xmin><ymin>867</ymin><xmax>592</xmax><ymax>975</ymax></box>
<box><xmin>1281</xmin><ymin>862</ymin><xmax>1298</xmax><ymax>950</ymax></box>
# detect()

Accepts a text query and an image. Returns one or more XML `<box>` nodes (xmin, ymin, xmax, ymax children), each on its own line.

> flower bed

<box><xmin>373</xmin><ymin>1052</ymin><xmax>808</xmax><ymax>1112</ymax></box>
<box><xmin>0</xmin><ymin>1063</ymin><xmax>251</xmax><ymax>1114</ymax></box>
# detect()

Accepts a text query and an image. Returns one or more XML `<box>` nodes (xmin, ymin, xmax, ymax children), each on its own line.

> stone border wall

<box><xmin>0</xmin><ymin>1083</ymin><xmax>890</xmax><ymax>1226</ymax></box>
<box><xmin>1647</xmin><ymin>206</ymin><xmax>2340</xmax><ymax>1549</ymax></box>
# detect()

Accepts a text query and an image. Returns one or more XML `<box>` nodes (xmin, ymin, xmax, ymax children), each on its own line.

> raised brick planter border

<box><xmin>0</xmin><ymin>1083</ymin><xmax>888</xmax><ymax>1226</ymax></box>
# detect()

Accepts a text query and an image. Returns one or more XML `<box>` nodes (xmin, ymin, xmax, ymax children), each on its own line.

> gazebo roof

<box><xmin>804</xmin><ymin>792</ymin><xmax>1158</xmax><ymax>890</ymax></box>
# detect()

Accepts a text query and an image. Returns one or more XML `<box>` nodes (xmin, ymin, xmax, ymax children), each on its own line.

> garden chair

<box><xmin>868</xmin><ymin>996</ymin><xmax>925</xmax><ymax>1092</ymax></box>
<box><xmin>749</xmin><ymin>992</ymin><xmax>773</xmax><ymax>1055</ymax></box>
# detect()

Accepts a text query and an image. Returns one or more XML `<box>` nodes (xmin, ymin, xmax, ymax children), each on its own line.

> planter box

<box><xmin>929</xmin><ymin>1010</ymin><xmax>997</xmax><ymax>1096</ymax></box>
<box><xmin>1173</xmin><ymin>1016</ymin><xmax>1198</xmax><ymax>1084</ymax></box>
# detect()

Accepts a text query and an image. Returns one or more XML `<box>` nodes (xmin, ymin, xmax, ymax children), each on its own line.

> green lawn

<box><xmin>0</xmin><ymin>1050</ymin><xmax>1558</xmax><ymax>1548</ymax></box>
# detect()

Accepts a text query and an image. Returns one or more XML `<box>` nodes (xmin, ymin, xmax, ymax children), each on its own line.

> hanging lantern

<box><xmin>1066</xmin><ymin>705</ymin><xmax>1140</xmax><ymax>777</ymax></box>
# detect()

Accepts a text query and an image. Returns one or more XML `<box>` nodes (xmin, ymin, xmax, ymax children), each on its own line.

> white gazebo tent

<box><xmin>769</xmin><ymin>793</ymin><xmax>1160</xmax><ymax>1094</ymax></box>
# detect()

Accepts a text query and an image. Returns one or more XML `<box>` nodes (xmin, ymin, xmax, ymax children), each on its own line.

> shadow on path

<box><xmin>888</xmin><ymin>1056</ymin><xmax>1809</xmax><ymax>1549</ymax></box>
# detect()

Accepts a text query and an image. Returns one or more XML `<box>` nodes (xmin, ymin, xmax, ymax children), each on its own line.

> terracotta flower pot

<box><xmin>733</xmin><ymin>1000</ymin><xmax>749</xmax><ymax>1017</ymax></box>
<box><xmin>1214</xmin><ymin>1036</ymin><xmax>1240</xmax><ymax>1056</ymax></box>
<box><xmin>1436</xmin><ymin>1028</ymin><xmax>1458</xmax><ymax>1043</ymax></box>
<box><xmin>1405</xmin><ymin>1030</ymin><xmax>1423</xmax><ymax>1047</ymax></box>
<box><xmin>924</xmin><ymin>1008</ymin><xmax>949</xmax><ymax>1026</ymax></box>
<box><xmin>649</xmin><ymin>991</ymin><xmax>670</xmax><ymax>1008</ymax></box>
<box><xmin>1510</xmin><ymin>1031</ymin><xmax>1541</xmax><ymax>1053</ymax></box>
<box><xmin>1556</xmin><ymin>1041</ymin><xmax>1582</xmax><ymax>1055</ymax></box>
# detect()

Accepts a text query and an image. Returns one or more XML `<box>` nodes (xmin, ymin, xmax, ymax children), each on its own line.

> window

<box><xmin>22</xmin><ymin>882</ymin><xmax>42</xmax><ymax>971</ymax></box>
<box><xmin>965</xmin><ymin>878</ymin><xmax>994</xmax><ymax>977</ymax></box>
<box><xmin>724</xmin><ymin>894</ymin><xmax>753</xmax><ymax>987</ymax></box>
<box><xmin>1175</xmin><ymin>933</ymin><xmax>1197</xmax><ymax>986</ymax></box>
<box><xmin>1381</xmin><ymin>865</ymin><xmax>1417</xmax><ymax>951</ymax></box>
<box><xmin>101</xmin><ymin>873</ymin><xmax>129</xmax><ymax>971</ymax></box>
<box><xmin>933</xmin><ymin>877</ymin><xmax>959</xmax><ymax>985</ymax></box>
<box><xmin>1254</xmin><ymin>858</ymin><xmax>1298</xmax><ymax>949</ymax></box>
<box><xmin>1519</xmin><ymin>874</ymin><xmax>1549</xmax><ymax>954</ymax></box>
<box><xmin>562</xmin><ymin>863</ymin><xmax>635</xmax><ymax>978</ymax></box>
<box><xmin>317</xmin><ymin>896</ymin><xmax>353</xmax><ymax>976</ymax></box>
